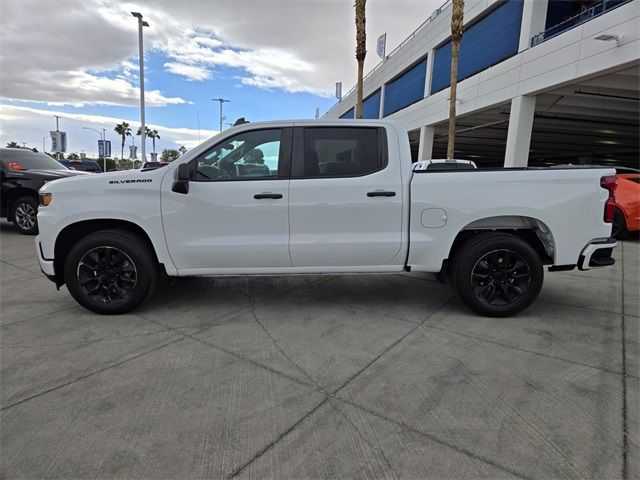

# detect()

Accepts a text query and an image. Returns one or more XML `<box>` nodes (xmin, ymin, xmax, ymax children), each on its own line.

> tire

<box><xmin>64</xmin><ymin>230</ymin><xmax>158</xmax><ymax>314</ymax></box>
<box><xmin>12</xmin><ymin>196</ymin><xmax>39</xmax><ymax>235</ymax></box>
<box><xmin>612</xmin><ymin>209</ymin><xmax>630</xmax><ymax>240</ymax></box>
<box><xmin>451</xmin><ymin>233</ymin><xmax>544</xmax><ymax>317</ymax></box>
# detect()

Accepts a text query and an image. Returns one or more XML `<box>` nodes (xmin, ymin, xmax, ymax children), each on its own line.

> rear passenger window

<box><xmin>297</xmin><ymin>127</ymin><xmax>387</xmax><ymax>178</ymax></box>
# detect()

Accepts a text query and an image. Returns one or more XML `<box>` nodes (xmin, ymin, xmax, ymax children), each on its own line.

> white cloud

<box><xmin>1</xmin><ymin>0</ymin><xmax>444</xmax><ymax>106</ymax></box>
<box><xmin>0</xmin><ymin>104</ymin><xmax>217</xmax><ymax>155</ymax></box>
<box><xmin>164</xmin><ymin>62</ymin><xmax>213</xmax><ymax>82</ymax></box>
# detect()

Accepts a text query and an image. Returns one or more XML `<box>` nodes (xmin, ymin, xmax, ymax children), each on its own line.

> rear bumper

<box><xmin>577</xmin><ymin>237</ymin><xmax>617</xmax><ymax>271</ymax></box>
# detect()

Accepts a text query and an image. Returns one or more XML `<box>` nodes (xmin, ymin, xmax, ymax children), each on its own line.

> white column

<box><xmin>504</xmin><ymin>95</ymin><xmax>536</xmax><ymax>167</ymax></box>
<box><xmin>518</xmin><ymin>0</ymin><xmax>549</xmax><ymax>52</ymax></box>
<box><xmin>417</xmin><ymin>125</ymin><xmax>435</xmax><ymax>161</ymax></box>
<box><xmin>378</xmin><ymin>86</ymin><xmax>386</xmax><ymax>118</ymax></box>
<box><xmin>424</xmin><ymin>49</ymin><xmax>435</xmax><ymax>97</ymax></box>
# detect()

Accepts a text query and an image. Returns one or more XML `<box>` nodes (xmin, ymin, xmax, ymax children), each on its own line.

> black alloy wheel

<box><xmin>452</xmin><ymin>233</ymin><xmax>544</xmax><ymax>317</ymax></box>
<box><xmin>471</xmin><ymin>249</ymin><xmax>532</xmax><ymax>307</ymax></box>
<box><xmin>64</xmin><ymin>230</ymin><xmax>158</xmax><ymax>314</ymax></box>
<box><xmin>76</xmin><ymin>246</ymin><xmax>137</xmax><ymax>304</ymax></box>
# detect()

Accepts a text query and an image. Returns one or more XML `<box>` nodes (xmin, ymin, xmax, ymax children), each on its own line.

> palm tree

<box><xmin>354</xmin><ymin>0</ymin><xmax>367</xmax><ymax>119</ymax></box>
<box><xmin>114</xmin><ymin>122</ymin><xmax>132</xmax><ymax>161</ymax></box>
<box><xmin>6</xmin><ymin>141</ymin><xmax>21</xmax><ymax>148</ymax></box>
<box><xmin>137</xmin><ymin>126</ymin><xmax>153</xmax><ymax>155</ymax></box>
<box><xmin>148</xmin><ymin>129</ymin><xmax>161</xmax><ymax>154</ymax></box>
<box><xmin>447</xmin><ymin>0</ymin><xmax>464</xmax><ymax>159</ymax></box>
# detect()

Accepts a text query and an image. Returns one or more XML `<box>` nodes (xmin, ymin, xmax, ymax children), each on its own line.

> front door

<box><xmin>161</xmin><ymin>127</ymin><xmax>293</xmax><ymax>273</ymax></box>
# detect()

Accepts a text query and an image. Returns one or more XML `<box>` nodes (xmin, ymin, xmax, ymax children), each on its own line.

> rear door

<box><xmin>288</xmin><ymin>125</ymin><xmax>404</xmax><ymax>269</ymax></box>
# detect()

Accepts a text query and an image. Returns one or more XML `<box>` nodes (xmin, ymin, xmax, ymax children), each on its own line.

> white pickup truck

<box><xmin>36</xmin><ymin>119</ymin><xmax>618</xmax><ymax>317</ymax></box>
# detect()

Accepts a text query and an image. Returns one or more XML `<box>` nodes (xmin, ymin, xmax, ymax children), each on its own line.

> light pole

<box><xmin>212</xmin><ymin>98</ymin><xmax>230</xmax><ymax>132</ymax></box>
<box><xmin>83</xmin><ymin>127</ymin><xmax>107</xmax><ymax>172</ymax></box>
<box><xmin>131</xmin><ymin>12</ymin><xmax>149</xmax><ymax>162</ymax></box>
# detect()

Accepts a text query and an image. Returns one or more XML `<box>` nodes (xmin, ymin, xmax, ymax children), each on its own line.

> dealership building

<box><xmin>324</xmin><ymin>0</ymin><xmax>639</xmax><ymax>169</ymax></box>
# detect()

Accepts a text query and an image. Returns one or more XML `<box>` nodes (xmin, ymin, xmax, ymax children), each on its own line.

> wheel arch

<box><xmin>54</xmin><ymin>219</ymin><xmax>160</xmax><ymax>287</ymax></box>
<box><xmin>444</xmin><ymin>215</ymin><xmax>556</xmax><ymax>274</ymax></box>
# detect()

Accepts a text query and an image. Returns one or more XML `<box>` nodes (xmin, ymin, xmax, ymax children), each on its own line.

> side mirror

<box><xmin>172</xmin><ymin>163</ymin><xmax>190</xmax><ymax>194</ymax></box>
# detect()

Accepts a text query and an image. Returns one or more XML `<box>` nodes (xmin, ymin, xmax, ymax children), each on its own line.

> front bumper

<box><xmin>35</xmin><ymin>237</ymin><xmax>56</xmax><ymax>279</ymax></box>
<box><xmin>577</xmin><ymin>237</ymin><xmax>617</xmax><ymax>271</ymax></box>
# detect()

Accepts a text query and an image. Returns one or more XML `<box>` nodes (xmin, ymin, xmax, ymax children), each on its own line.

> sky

<box><xmin>0</xmin><ymin>0</ymin><xmax>442</xmax><ymax>157</ymax></box>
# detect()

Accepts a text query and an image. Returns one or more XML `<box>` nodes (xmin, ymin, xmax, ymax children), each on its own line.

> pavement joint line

<box><xmin>620</xmin><ymin>240</ymin><xmax>629</xmax><ymax>480</ymax></box>
<box><xmin>245</xmin><ymin>292</ymin><xmax>331</xmax><ymax>394</ymax></box>
<box><xmin>185</xmin><ymin>334</ymin><xmax>316</xmax><ymax>389</ymax></box>
<box><xmin>417</xmin><ymin>326</ymin><xmax>592</xmax><ymax>478</ymax></box>
<box><xmin>0</xmin><ymin>337</ymin><xmax>185</xmax><ymax>412</ymax></box>
<box><xmin>327</xmin><ymin>397</ymin><xmax>400</xmax><ymax>479</ymax></box>
<box><xmin>538</xmin><ymin>298</ymin><xmax>634</xmax><ymax>318</ymax></box>
<box><xmin>0</xmin><ymin>258</ymin><xmax>42</xmax><ymax>276</ymax></box>
<box><xmin>0</xmin><ymin>305</ymin><xmax>82</xmax><ymax>329</ymax></box>
<box><xmin>417</xmin><ymin>322</ymin><xmax>640</xmax><ymax>381</ymax></box>
<box><xmin>243</xmin><ymin>292</ymin><xmax>402</xmax><ymax>478</ymax></box>
<box><xmin>135</xmin><ymin>312</ymin><xmax>317</xmax><ymax>390</ymax></box>
<box><xmin>249</xmin><ymin>288</ymin><xmax>409</xmax><ymax>478</ymax></box>
<box><xmin>2</xmin><ymin>328</ymin><xmax>172</xmax><ymax>349</ymax></box>
<box><xmin>227</xmin><ymin>395</ymin><xmax>331</xmax><ymax>479</ymax></box>
<box><xmin>335</xmin><ymin>396</ymin><xmax>533</xmax><ymax>480</ymax></box>
<box><xmin>0</xmin><ymin>273</ymin><xmax>42</xmax><ymax>286</ymax></box>
<box><xmin>228</xmin><ymin>295</ymin><xmax>457</xmax><ymax>478</ymax></box>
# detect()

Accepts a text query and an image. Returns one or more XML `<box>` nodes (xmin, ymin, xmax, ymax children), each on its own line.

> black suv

<box><xmin>0</xmin><ymin>148</ymin><xmax>86</xmax><ymax>234</ymax></box>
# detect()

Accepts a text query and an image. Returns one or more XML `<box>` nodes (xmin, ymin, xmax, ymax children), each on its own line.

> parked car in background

<box><xmin>58</xmin><ymin>159</ymin><xmax>102</xmax><ymax>173</ymax></box>
<box><xmin>612</xmin><ymin>168</ymin><xmax>640</xmax><ymax>239</ymax></box>
<box><xmin>140</xmin><ymin>161</ymin><xmax>169</xmax><ymax>170</ymax></box>
<box><xmin>0</xmin><ymin>148</ymin><xmax>87</xmax><ymax>234</ymax></box>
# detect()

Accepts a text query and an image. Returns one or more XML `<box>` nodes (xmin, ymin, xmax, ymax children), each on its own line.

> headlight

<box><xmin>39</xmin><ymin>193</ymin><xmax>52</xmax><ymax>206</ymax></box>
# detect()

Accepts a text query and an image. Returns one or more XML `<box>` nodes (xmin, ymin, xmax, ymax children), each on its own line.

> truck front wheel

<box><xmin>452</xmin><ymin>233</ymin><xmax>543</xmax><ymax>317</ymax></box>
<box><xmin>64</xmin><ymin>230</ymin><xmax>158</xmax><ymax>314</ymax></box>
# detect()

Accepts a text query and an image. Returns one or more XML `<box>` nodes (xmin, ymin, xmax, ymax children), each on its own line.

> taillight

<box><xmin>600</xmin><ymin>175</ymin><xmax>617</xmax><ymax>223</ymax></box>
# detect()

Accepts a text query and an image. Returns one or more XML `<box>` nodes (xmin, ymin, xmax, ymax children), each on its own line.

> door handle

<box><xmin>367</xmin><ymin>191</ymin><xmax>396</xmax><ymax>197</ymax></box>
<box><xmin>254</xmin><ymin>193</ymin><xmax>283</xmax><ymax>199</ymax></box>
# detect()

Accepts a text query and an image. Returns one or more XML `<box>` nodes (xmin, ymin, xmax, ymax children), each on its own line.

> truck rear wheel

<box><xmin>64</xmin><ymin>230</ymin><xmax>158</xmax><ymax>314</ymax></box>
<box><xmin>452</xmin><ymin>233</ymin><xmax>543</xmax><ymax>317</ymax></box>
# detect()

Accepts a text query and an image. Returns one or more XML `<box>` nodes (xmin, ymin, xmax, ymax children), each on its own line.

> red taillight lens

<box><xmin>600</xmin><ymin>175</ymin><xmax>617</xmax><ymax>223</ymax></box>
<box><xmin>8</xmin><ymin>162</ymin><xmax>23</xmax><ymax>170</ymax></box>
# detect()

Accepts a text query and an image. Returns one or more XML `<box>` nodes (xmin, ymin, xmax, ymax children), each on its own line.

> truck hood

<box><xmin>40</xmin><ymin>167</ymin><xmax>164</xmax><ymax>193</ymax></box>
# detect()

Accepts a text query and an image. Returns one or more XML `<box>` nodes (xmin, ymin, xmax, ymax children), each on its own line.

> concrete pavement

<box><xmin>0</xmin><ymin>219</ymin><xmax>637</xmax><ymax>479</ymax></box>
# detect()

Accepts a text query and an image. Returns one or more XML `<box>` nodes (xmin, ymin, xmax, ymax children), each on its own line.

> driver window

<box><xmin>194</xmin><ymin>129</ymin><xmax>282</xmax><ymax>181</ymax></box>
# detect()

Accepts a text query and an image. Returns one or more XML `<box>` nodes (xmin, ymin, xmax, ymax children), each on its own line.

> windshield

<box><xmin>0</xmin><ymin>150</ymin><xmax>68</xmax><ymax>171</ymax></box>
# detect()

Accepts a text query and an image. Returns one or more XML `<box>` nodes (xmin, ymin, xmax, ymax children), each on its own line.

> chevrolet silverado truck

<box><xmin>35</xmin><ymin>120</ymin><xmax>618</xmax><ymax>317</ymax></box>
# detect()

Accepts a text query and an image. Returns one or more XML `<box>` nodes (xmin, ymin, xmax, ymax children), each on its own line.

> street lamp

<box><xmin>212</xmin><ymin>98</ymin><xmax>230</xmax><ymax>132</ymax></box>
<box><xmin>131</xmin><ymin>12</ymin><xmax>149</xmax><ymax>162</ymax></box>
<box><xmin>83</xmin><ymin>127</ymin><xmax>107</xmax><ymax>172</ymax></box>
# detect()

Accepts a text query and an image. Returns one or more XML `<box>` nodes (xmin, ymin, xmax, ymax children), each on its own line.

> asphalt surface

<box><xmin>1</xmin><ymin>219</ymin><xmax>638</xmax><ymax>479</ymax></box>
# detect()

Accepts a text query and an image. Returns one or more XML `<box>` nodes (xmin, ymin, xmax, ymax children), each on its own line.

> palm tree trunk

<box><xmin>121</xmin><ymin>137</ymin><xmax>125</xmax><ymax>163</ymax></box>
<box><xmin>355</xmin><ymin>0</ymin><xmax>367</xmax><ymax>119</ymax></box>
<box><xmin>153</xmin><ymin>138</ymin><xmax>156</xmax><ymax>154</ymax></box>
<box><xmin>447</xmin><ymin>0</ymin><xmax>464</xmax><ymax>159</ymax></box>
